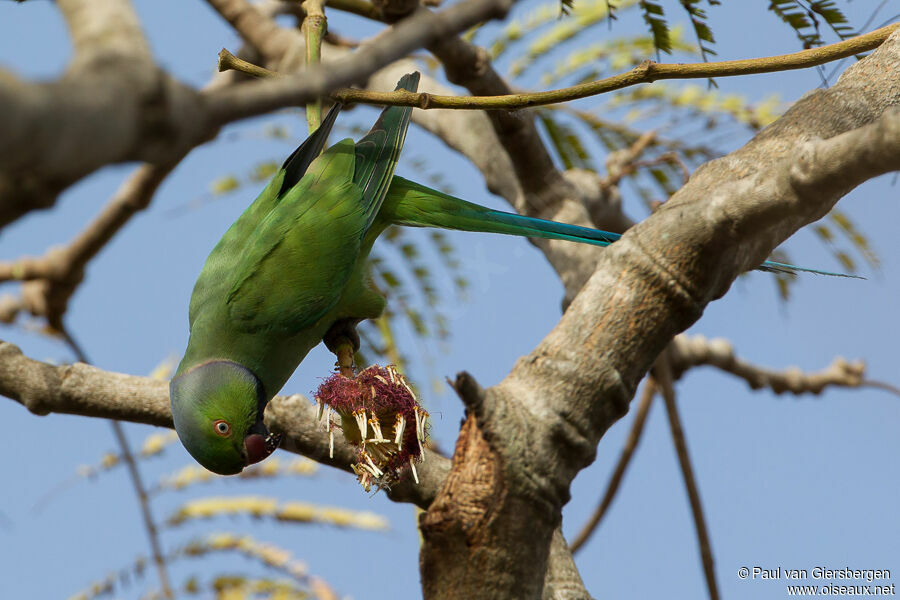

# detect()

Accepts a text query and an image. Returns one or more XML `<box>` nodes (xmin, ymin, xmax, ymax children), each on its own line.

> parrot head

<box><xmin>169</xmin><ymin>360</ymin><xmax>282</xmax><ymax>475</ymax></box>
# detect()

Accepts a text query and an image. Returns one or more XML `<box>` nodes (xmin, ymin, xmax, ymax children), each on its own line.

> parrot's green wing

<box><xmin>187</xmin><ymin>104</ymin><xmax>342</xmax><ymax>330</ymax></box>
<box><xmin>225</xmin><ymin>139</ymin><xmax>366</xmax><ymax>334</ymax></box>
<box><xmin>222</xmin><ymin>74</ymin><xmax>420</xmax><ymax>335</ymax></box>
<box><xmin>353</xmin><ymin>71</ymin><xmax>419</xmax><ymax>232</ymax></box>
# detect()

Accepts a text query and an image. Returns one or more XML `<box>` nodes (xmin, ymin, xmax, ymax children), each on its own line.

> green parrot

<box><xmin>170</xmin><ymin>72</ymin><xmax>854</xmax><ymax>475</ymax></box>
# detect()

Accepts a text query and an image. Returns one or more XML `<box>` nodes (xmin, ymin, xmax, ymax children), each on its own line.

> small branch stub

<box><xmin>217</xmin><ymin>48</ymin><xmax>276</xmax><ymax>78</ymax></box>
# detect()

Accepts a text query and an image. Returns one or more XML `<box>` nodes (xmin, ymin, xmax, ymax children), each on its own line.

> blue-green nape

<box><xmin>169</xmin><ymin>360</ymin><xmax>281</xmax><ymax>475</ymax></box>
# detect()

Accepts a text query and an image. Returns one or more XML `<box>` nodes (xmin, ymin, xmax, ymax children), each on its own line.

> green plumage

<box><xmin>171</xmin><ymin>72</ymin><xmax>855</xmax><ymax>475</ymax></box>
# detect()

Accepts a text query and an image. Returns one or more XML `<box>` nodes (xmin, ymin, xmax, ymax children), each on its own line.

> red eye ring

<box><xmin>213</xmin><ymin>420</ymin><xmax>232</xmax><ymax>437</ymax></box>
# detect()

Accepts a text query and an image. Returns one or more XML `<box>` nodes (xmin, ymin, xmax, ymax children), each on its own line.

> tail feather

<box><xmin>385</xmin><ymin>176</ymin><xmax>862</xmax><ymax>279</ymax></box>
<box><xmin>354</xmin><ymin>72</ymin><xmax>420</xmax><ymax>232</ymax></box>
<box><xmin>278</xmin><ymin>102</ymin><xmax>342</xmax><ymax>197</ymax></box>
<box><xmin>755</xmin><ymin>260</ymin><xmax>864</xmax><ymax>279</ymax></box>
<box><xmin>386</xmin><ymin>176</ymin><xmax>617</xmax><ymax>244</ymax></box>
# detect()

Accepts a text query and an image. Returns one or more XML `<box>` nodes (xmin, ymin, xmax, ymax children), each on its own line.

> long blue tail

<box><xmin>385</xmin><ymin>176</ymin><xmax>862</xmax><ymax>279</ymax></box>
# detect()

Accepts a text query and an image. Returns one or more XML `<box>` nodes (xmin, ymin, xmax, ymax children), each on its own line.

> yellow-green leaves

<box><xmin>166</xmin><ymin>496</ymin><xmax>389</xmax><ymax>530</ymax></box>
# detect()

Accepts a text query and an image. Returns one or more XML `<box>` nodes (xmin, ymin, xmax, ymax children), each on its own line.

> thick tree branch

<box><xmin>201</xmin><ymin>0</ymin><xmax>516</xmax><ymax>126</ymax></box>
<box><xmin>0</xmin><ymin>339</ymin><xmax>446</xmax><ymax>510</ymax></box>
<box><xmin>542</xmin><ymin>528</ymin><xmax>591</xmax><ymax>600</ymax></box>
<box><xmin>1</xmin><ymin>0</ymin><xmax>515</xmax><ymax>230</ymax></box>
<box><xmin>0</xmin><ymin>0</ymin><xmax>207</xmax><ymax>229</ymax></box>
<box><xmin>417</xmin><ymin>31</ymin><xmax>900</xmax><ymax>599</ymax></box>
<box><xmin>58</xmin><ymin>0</ymin><xmax>153</xmax><ymax>66</ymax></box>
<box><xmin>569</xmin><ymin>378</ymin><xmax>655</xmax><ymax>554</ymax></box>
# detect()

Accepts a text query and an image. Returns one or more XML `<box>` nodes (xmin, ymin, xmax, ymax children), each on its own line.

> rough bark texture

<box><xmin>416</xmin><ymin>33</ymin><xmax>900</xmax><ymax>599</ymax></box>
<box><xmin>0</xmin><ymin>0</ymin><xmax>209</xmax><ymax>228</ymax></box>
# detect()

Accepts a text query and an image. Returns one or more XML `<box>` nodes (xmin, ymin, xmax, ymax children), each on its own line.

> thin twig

<box><xmin>654</xmin><ymin>354</ymin><xmax>719</xmax><ymax>600</ymax></box>
<box><xmin>334</xmin><ymin>23</ymin><xmax>898</xmax><ymax>109</ymax></box>
<box><xmin>570</xmin><ymin>377</ymin><xmax>656</xmax><ymax>554</ymax></box>
<box><xmin>59</xmin><ymin>327</ymin><xmax>174</xmax><ymax>600</ymax></box>
<box><xmin>861</xmin><ymin>379</ymin><xmax>900</xmax><ymax>398</ymax></box>
<box><xmin>670</xmin><ymin>334</ymin><xmax>870</xmax><ymax>395</ymax></box>
<box><xmin>217</xmin><ymin>48</ymin><xmax>276</xmax><ymax>78</ymax></box>
<box><xmin>302</xmin><ymin>0</ymin><xmax>327</xmax><ymax>131</ymax></box>
<box><xmin>108</xmin><ymin>421</ymin><xmax>174</xmax><ymax>599</ymax></box>
<box><xmin>217</xmin><ymin>24</ymin><xmax>898</xmax><ymax>110</ymax></box>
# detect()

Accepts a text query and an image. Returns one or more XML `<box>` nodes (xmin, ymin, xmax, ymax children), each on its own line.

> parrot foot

<box><xmin>323</xmin><ymin>320</ymin><xmax>361</xmax><ymax>353</ymax></box>
<box><xmin>324</xmin><ymin>320</ymin><xmax>361</xmax><ymax>378</ymax></box>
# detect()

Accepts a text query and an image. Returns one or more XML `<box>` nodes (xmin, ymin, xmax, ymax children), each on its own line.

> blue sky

<box><xmin>1</xmin><ymin>1</ymin><xmax>898</xmax><ymax>599</ymax></box>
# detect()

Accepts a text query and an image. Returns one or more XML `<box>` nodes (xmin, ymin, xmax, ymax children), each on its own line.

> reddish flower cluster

<box><xmin>315</xmin><ymin>365</ymin><xmax>428</xmax><ymax>492</ymax></box>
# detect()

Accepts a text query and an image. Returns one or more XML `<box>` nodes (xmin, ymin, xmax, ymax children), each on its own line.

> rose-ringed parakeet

<box><xmin>170</xmin><ymin>72</ymin><xmax>854</xmax><ymax>475</ymax></box>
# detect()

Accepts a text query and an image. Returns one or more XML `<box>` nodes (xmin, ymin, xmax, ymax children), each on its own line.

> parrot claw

<box><xmin>265</xmin><ymin>431</ymin><xmax>283</xmax><ymax>453</ymax></box>
<box><xmin>323</xmin><ymin>320</ymin><xmax>362</xmax><ymax>354</ymax></box>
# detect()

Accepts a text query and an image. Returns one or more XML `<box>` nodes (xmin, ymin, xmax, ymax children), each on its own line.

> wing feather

<box><xmin>225</xmin><ymin>139</ymin><xmax>366</xmax><ymax>333</ymax></box>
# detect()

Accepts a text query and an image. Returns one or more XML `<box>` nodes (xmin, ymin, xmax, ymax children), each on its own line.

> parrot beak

<box><xmin>244</xmin><ymin>421</ymin><xmax>283</xmax><ymax>466</ymax></box>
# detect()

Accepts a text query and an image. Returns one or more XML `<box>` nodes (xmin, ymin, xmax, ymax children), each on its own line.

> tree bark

<box><xmin>417</xmin><ymin>31</ymin><xmax>900</xmax><ymax>600</ymax></box>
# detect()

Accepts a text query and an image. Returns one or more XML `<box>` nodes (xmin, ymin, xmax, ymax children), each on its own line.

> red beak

<box><xmin>244</xmin><ymin>434</ymin><xmax>268</xmax><ymax>465</ymax></box>
<box><xmin>244</xmin><ymin>431</ymin><xmax>282</xmax><ymax>465</ymax></box>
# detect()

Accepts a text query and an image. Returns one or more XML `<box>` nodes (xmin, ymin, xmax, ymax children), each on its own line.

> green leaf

<box><xmin>504</xmin><ymin>0</ymin><xmax>639</xmax><ymax>74</ymax></box>
<box><xmin>639</xmin><ymin>1</ymin><xmax>671</xmax><ymax>54</ymax></box>
<box><xmin>678</xmin><ymin>0</ymin><xmax>717</xmax><ymax>59</ymax></box>
<box><xmin>538</xmin><ymin>113</ymin><xmax>593</xmax><ymax>170</ymax></box>
<box><xmin>210</xmin><ymin>175</ymin><xmax>240</xmax><ymax>196</ymax></box>
<box><xmin>768</xmin><ymin>0</ymin><xmax>854</xmax><ymax>48</ymax></box>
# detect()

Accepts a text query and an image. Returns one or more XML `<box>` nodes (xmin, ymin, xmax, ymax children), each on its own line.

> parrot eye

<box><xmin>213</xmin><ymin>420</ymin><xmax>232</xmax><ymax>437</ymax></box>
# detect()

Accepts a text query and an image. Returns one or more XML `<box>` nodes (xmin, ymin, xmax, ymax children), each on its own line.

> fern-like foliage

<box><xmin>539</xmin><ymin>113</ymin><xmax>594</xmax><ymax>170</ymax></box>
<box><xmin>490</xmin><ymin>0</ymin><xmax>638</xmax><ymax>62</ymax></box>
<box><xmin>769</xmin><ymin>0</ymin><xmax>855</xmax><ymax>48</ymax></box>
<box><xmin>509</xmin><ymin>0</ymin><xmax>639</xmax><ymax>76</ymax></box>
<box><xmin>678</xmin><ymin>0</ymin><xmax>718</xmax><ymax>59</ymax></box>
<box><xmin>150</xmin><ymin>457</ymin><xmax>318</xmax><ymax>495</ymax></box>
<box><xmin>639</xmin><ymin>1</ymin><xmax>671</xmax><ymax>54</ymax></box>
<box><xmin>69</xmin><ymin>532</ymin><xmax>333</xmax><ymax>600</ymax></box>
<box><xmin>166</xmin><ymin>496</ymin><xmax>389</xmax><ymax>530</ymax></box>
<box><xmin>541</xmin><ymin>27</ymin><xmax>696</xmax><ymax>86</ymax></box>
